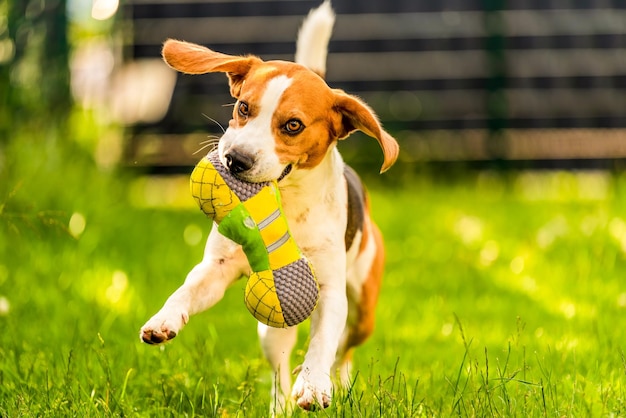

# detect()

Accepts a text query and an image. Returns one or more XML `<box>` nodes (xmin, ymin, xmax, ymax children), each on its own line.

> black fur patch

<box><xmin>344</xmin><ymin>165</ymin><xmax>365</xmax><ymax>250</ymax></box>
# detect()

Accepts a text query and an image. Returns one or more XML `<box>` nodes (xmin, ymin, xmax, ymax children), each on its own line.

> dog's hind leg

<box><xmin>334</xmin><ymin>219</ymin><xmax>386</xmax><ymax>386</ymax></box>
<box><xmin>258</xmin><ymin>324</ymin><xmax>298</xmax><ymax>414</ymax></box>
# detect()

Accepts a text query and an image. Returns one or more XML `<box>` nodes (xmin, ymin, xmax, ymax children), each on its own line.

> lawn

<box><xmin>1</xmin><ymin>123</ymin><xmax>625</xmax><ymax>416</ymax></box>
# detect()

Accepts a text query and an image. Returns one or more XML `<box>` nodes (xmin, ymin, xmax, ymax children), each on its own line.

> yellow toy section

<box><xmin>190</xmin><ymin>151</ymin><xmax>319</xmax><ymax>328</ymax></box>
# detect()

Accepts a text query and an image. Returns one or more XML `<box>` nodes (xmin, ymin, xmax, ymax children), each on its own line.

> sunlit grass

<box><xmin>1</xmin><ymin>126</ymin><xmax>625</xmax><ymax>416</ymax></box>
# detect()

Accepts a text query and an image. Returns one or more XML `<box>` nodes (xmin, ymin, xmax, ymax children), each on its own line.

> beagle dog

<box><xmin>140</xmin><ymin>1</ymin><xmax>399</xmax><ymax>412</ymax></box>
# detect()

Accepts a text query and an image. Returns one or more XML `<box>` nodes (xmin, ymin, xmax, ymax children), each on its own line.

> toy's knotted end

<box><xmin>245</xmin><ymin>259</ymin><xmax>319</xmax><ymax>328</ymax></box>
<box><xmin>245</xmin><ymin>270</ymin><xmax>288</xmax><ymax>328</ymax></box>
<box><xmin>190</xmin><ymin>155</ymin><xmax>240</xmax><ymax>223</ymax></box>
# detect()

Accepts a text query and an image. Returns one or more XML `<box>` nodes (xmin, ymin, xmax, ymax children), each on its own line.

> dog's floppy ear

<box><xmin>333</xmin><ymin>91</ymin><xmax>399</xmax><ymax>173</ymax></box>
<box><xmin>162</xmin><ymin>39</ymin><xmax>261</xmax><ymax>97</ymax></box>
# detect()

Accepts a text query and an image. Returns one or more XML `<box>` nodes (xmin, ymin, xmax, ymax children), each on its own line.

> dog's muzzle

<box><xmin>224</xmin><ymin>149</ymin><xmax>254</xmax><ymax>174</ymax></box>
<box><xmin>223</xmin><ymin>149</ymin><xmax>293</xmax><ymax>183</ymax></box>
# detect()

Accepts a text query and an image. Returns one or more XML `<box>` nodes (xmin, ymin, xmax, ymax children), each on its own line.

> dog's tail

<box><xmin>295</xmin><ymin>1</ymin><xmax>335</xmax><ymax>78</ymax></box>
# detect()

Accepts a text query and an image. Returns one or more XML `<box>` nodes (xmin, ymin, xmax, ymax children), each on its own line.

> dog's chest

<box><xmin>281</xmin><ymin>180</ymin><xmax>347</xmax><ymax>257</ymax></box>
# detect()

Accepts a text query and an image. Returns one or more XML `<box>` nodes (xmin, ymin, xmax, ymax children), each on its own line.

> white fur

<box><xmin>218</xmin><ymin>75</ymin><xmax>293</xmax><ymax>182</ymax></box>
<box><xmin>295</xmin><ymin>0</ymin><xmax>335</xmax><ymax>76</ymax></box>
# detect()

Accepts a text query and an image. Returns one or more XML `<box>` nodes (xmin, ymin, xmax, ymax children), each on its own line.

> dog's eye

<box><xmin>238</xmin><ymin>101</ymin><xmax>249</xmax><ymax>117</ymax></box>
<box><xmin>284</xmin><ymin>119</ymin><xmax>304</xmax><ymax>134</ymax></box>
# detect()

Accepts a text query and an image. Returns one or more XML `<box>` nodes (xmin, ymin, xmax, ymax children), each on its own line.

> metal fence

<box><xmin>123</xmin><ymin>0</ymin><xmax>626</xmax><ymax>167</ymax></box>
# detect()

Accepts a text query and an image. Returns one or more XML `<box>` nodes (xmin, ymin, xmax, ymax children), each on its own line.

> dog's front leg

<box><xmin>140</xmin><ymin>227</ymin><xmax>247</xmax><ymax>344</ymax></box>
<box><xmin>291</xmin><ymin>251</ymin><xmax>348</xmax><ymax>410</ymax></box>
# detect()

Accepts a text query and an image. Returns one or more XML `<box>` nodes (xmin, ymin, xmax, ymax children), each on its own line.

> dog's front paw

<box><xmin>140</xmin><ymin>310</ymin><xmax>189</xmax><ymax>345</ymax></box>
<box><xmin>291</xmin><ymin>367</ymin><xmax>332</xmax><ymax>410</ymax></box>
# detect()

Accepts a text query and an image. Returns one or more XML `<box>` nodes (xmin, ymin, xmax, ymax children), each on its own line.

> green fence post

<box><xmin>483</xmin><ymin>0</ymin><xmax>509</xmax><ymax>162</ymax></box>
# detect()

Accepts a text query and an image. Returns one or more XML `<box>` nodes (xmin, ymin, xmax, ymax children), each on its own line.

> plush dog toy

<box><xmin>190</xmin><ymin>150</ymin><xmax>319</xmax><ymax>328</ymax></box>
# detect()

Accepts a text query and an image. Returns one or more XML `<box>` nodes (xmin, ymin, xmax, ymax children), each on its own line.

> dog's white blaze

<box><xmin>245</xmin><ymin>75</ymin><xmax>292</xmax><ymax>157</ymax></box>
<box><xmin>221</xmin><ymin>75</ymin><xmax>293</xmax><ymax>181</ymax></box>
<box><xmin>258</xmin><ymin>75</ymin><xmax>293</xmax><ymax>125</ymax></box>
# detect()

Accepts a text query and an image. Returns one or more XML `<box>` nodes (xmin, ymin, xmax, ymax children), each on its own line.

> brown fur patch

<box><xmin>161</xmin><ymin>39</ymin><xmax>398</xmax><ymax>174</ymax></box>
<box><xmin>347</xmin><ymin>214</ymin><xmax>385</xmax><ymax>349</ymax></box>
<box><xmin>296</xmin><ymin>208</ymin><xmax>310</xmax><ymax>224</ymax></box>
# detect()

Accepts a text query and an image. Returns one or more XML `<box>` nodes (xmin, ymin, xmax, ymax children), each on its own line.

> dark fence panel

<box><xmin>123</xmin><ymin>0</ymin><xmax>626</xmax><ymax>167</ymax></box>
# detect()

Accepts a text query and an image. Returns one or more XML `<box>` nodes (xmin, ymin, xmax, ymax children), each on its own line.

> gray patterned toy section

<box><xmin>274</xmin><ymin>258</ymin><xmax>319</xmax><ymax>326</ymax></box>
<box><xmin>208</xmin><ymin>151</ymin><xmax>265</xmax><ymax>201</ymax></box>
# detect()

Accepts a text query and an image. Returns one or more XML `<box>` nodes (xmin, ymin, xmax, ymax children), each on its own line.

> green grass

<box><xmin>1</xmin><ymin>124</ymin><xmax>625</xmax><ymax>416</ymax></box>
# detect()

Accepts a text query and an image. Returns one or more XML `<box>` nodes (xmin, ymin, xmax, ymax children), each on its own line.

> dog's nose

<box><xmin>224</xmin><ymin>150</ymin><xmax>254</xmax><ymax>174</ymax></box>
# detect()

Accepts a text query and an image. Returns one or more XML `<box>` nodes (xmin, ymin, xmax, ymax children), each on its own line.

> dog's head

<box><xmin>162</xmin><ymin>39</ymin><xmax>399</xmax><ymax>183</ymax></box>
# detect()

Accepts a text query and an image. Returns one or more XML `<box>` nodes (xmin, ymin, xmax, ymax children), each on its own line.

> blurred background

<box><xmin>2</xmin><ymin>0</ymin><xmax>623</xmax><ymax>171</ymax></box>
<box><xmin>1</xmin><ymin>1</ymin><xmax>625</xmax><ymax>414</ymax></box>
<box><xmin>120</xmin><ymin>0</ymin><xmax>626</xmax><ymax>170</ymax></box>
<box><xmin>1</xmin><ymin>0</ymin><xmax>625</xmax><ymax>337</ymax></box>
